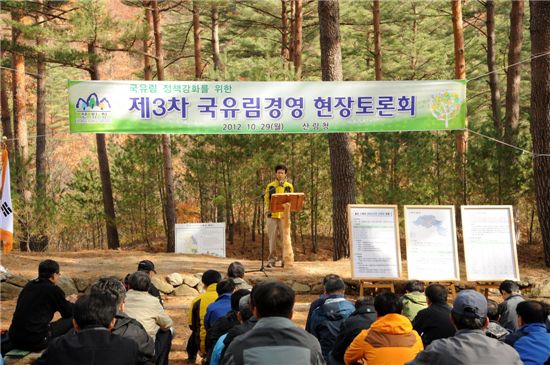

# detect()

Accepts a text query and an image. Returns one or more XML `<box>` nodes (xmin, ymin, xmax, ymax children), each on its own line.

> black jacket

<box><xmin>113</xmin><ymin>312</ymin><xmax>155</xmax><ymax>364</ymax></box>
<box><xmin>8</xmin><ymin>278</ymin><xmax>74</xmax><ymax>350</ymax></box>
<box><xmin>206</xmin><ymin>310</ymin><xmax>240</xmax><ymax>352</ymax></box>
<box><xmin>32</xmin><ymin>326</ymin><xmax>144</xmax><ymax>365</ymax></box>
<box><xmin>329</xmin><ymin>305</ymin><xmax>376</xmax><ymax>363</ymax></box>
<box><xmin>412</xmin><ymin>302</ymin><xmax>456</xmax><ymax>347</ymax></box>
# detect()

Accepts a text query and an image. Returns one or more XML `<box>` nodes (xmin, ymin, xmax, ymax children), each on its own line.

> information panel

<box><xmin>461</xmin><ymin>206</ymin><xmax>519</xmax><ymax>281</ymax></box>
<box><xmin>175</xmin><ymin>223</ymin><xmax>226</xmax><ymax>257</ymax></box>
<box><xmin>404</xmin><ymin>206</ymin><xmax>459</xmax><ymax>281</ymax></box>
<box><xmin>348</xmin><ymin>205</ymin><xmax>401</xmax><ymax>279</ymax></box>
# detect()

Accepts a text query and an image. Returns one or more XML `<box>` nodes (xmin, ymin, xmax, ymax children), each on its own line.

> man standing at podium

<box><xmin>265</xmin><ymin>164</ymin><xmax>293</xmax><ymax>268</ymax></box>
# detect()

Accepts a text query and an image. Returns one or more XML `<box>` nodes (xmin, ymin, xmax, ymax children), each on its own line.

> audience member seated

<box><xmin>205</xmin><ymin>289</ymin><xmax>250</xmax><ymax>358</ymax></box>
<box><xmin>345</xmin><ymin>292</ymin><xmax>423</xmax><ymax>365</ymax></box>
<box><xmin>308</xmin><ymin>276</ymin><xmax>355</xmax><ymax>363</ymax></box>
<box><xmin>498</xmin><ymin>280</ymin><xmax>524</xmax><ymax>331</ymax></box>
<box><xmin>222</xmin><ymin>281</ymin><xmax>324</xmax><ymax>365</ymax></box>
<box><xmin>412</xmin><ymin>283</ymin><xmax>456</xmax><ymax>347</ymax></box>
<box><xmin>186</xmin><ymin>269</ymin><xmax>221</xmax><ymax>364</ymax></box>
<box><xmin>205</xmin><ymin>279</ymin><xmax>236</xmax><ymax>330</ymax></box>
<box><xmin>402</xmin><ymin>280</ymin><xmax>428</xmax><ymax>321</ymax></box>
<box><xmin>124</xmin><ymin>271</ymin><xmax>174</xmax><ymax>365</ymax></box>
<box><xmin>226</xmin><ymin>262</ymin><xmax>252</xmax><ymax>290</ymax></box>
<box><xmin>125</xmin><ymin>260</ymin><xmax>163</xmax><ymax>305</ymax></box>
<box><xmin>305</xmin><ymin>274</ymin><xmax>340</xmax><ymax>332</ymax></box>
<box><xmin>510</xmin><ymin>300</ymin><xmax>550</xmax><ymax>365</ymax></box>
<box><xmin>3</xmin><ymin>259</ymin><xmax>76</xmax><ymax>355</ymax></box>
<box><xmin>406</xmin><ymin>289</ymin><xmax>522</xmax><ymax>365</ymax></box>
<box><xmin>90</xmin><ymin>277</ymin><xmax>155</xmax><ymax>364</ymax></box>
<box><xmin>33</xmin><ymin>294</ymin><xmax>142</xmax><ymax>365</ymax></box>
<box><xmin>485</xmin><ymin>299</ymin><xmax>509</xmax><ymax>340</ymax></box>
<box><xmin>329</xmin><ymin>296</ymin><xmax>376</xmax><ymax>365</ymax></box>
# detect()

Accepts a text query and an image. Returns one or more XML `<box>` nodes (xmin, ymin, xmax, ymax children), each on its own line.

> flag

<box><xmin>1</xmin><ymin>147</ymin><xmax>13</xmax><ymax>253</ymax></box>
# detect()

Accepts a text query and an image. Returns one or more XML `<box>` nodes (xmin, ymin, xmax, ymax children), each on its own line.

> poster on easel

<box><xmin>175</xmin><ymin>223</ymin><xmax>226</xmax><ymax>257</ymax></box>
<box><xmin>461</xmin><ymin>206</ymin><xmax>519</xmax><ymax>281</ymax></box>
<box><xmin>348</xmin><ymin>205</ymin><xmax>401</xmax><ymax>280</ymax></box>
<box><xmin>404</xmin><ymin>206</ymin><xmax>460</xmax><ymax>281</ymax></box>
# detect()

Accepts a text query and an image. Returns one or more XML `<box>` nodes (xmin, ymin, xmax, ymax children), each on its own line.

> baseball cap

<box><xmin>137</xmin><ymin>260</ymin><xmax>156</xmax><ymax>273</ymax></box>
<box><xmin>452</xmin><ymin>289</ymin><xmax>488</xmax><ymax>318</ymax></box>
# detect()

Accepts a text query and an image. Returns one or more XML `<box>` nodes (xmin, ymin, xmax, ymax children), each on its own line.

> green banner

<box><xmin>68</xmin><ymin>80</ymin><xmax>466</xmax><ymax>134</ymax></box>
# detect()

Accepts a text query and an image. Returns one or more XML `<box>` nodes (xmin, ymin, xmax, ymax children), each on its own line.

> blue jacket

<box><xmin>513</xmin><ymin>323</ymin><xmax>550</xmax><ymax>365</ymax></box>
<box><xmin>309</xmin><ymin>294</ymin><xmax>355</xmax><ymax>361</ymax></box>
<box><xmin>205</xmin><ymin>293</ymin><xmax>232</xmax><ymax>330</ymax></box>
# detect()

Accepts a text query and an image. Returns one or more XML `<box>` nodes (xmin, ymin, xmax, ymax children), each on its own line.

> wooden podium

<box><xmin>270</xmin><ymin>193</ymin><xmax>305</xmax><ymax>268</ymax></box>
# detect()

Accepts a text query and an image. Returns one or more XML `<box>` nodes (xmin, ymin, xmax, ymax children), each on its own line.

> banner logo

<box><xmin>75</xmin><ymin>93</ymin><xmax>112</xmax><ymax>124</ymax></box>
<box><xmin>430</xmin><ymin>90</ymin><xmax>462</xmax><ymax>128</ymax></box>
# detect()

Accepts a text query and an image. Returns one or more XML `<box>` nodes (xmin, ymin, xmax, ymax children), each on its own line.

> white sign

<box><xmin>461</xmin><ymin>206</ymin><xmax>519</xmax><ymax>281</ymax></box>
<box><xmin>404</xmin><ymin>206</ymin><xmax>459</xmax><ymax>281</ymax></box>
<box><xmin>175</xmin><ymin>223</ymin><xmax>226</xmax><ymax>257</ymax></box>
<box><xmin>348</xmin><ymin>205</ymin><xmax>401</xmax><ymax>279</ymax></box>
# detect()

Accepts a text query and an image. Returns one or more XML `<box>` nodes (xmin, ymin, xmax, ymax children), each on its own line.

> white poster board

<box><xmin>175</xmin><ymin>223</ymin><xmax>226</xmax><ymax>257</ymax></box>
<box><xmin>348</xmin><ymin>205</ymin><xmax>401</xmax><ymax>279</ymax></box>
<box><xmin>404</xmin><ymin>206</ymin><xmax>460</xmax><ymax>281</ymax></box>
<box><xmin>461</xmin><ymin>206</ymin><xmax>519</xmax><ymax>281</ymax></box>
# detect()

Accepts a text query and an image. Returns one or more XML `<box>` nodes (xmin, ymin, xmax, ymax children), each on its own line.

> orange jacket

<box><xmin>344</xmin><ymin>313</ymin><xmax>423</xmax><ymax>365</ymax></box>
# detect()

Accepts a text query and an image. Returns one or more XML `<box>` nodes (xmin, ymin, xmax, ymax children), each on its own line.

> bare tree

<box><xmin>193</xmin><ymin>0</ymin><xmax>202</xmax><ymax>79</ymax></box>
<box><xmin>211</xmin><ymin>3</ymin><xmax>223</xmax><ymax>72</ymax></box>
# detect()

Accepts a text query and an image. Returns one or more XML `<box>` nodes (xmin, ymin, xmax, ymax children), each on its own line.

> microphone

<box><xmin>284</xmin><ymin>186</ymin><xmax>291</xmax><ymax>193</ymax></box>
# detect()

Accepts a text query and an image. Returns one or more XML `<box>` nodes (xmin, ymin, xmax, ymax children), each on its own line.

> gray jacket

<box><xmin>406</xmin><ymin>329</ymin><xmax>522</xmax><ymax>365</ymax></box>
<box><xmin>221</xmin><ymin>316</ymin><xmax>325</xmax><ymax>365</ymax></box>
<box><xmin>498</xmin><ymin>295</ymin><xmax>524</xmax><ymax>331</ymax></box>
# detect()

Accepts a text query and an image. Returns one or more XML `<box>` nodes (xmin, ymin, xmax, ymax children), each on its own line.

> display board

<box><xmin>404</xmin><ymin>206</ymin><xmax>459</xmax><ymax>281</ymax></box>
<box><xmin>461</xmin><ymin>206</ymin><xmax>519</xmax><ymax>281</ymax></box>
<box><xmin>175</xmin><ymin>223</ymin><xmax>226</xmax><ymax>257</ymax></box>
<box><xmin>348</xmin><ymin>205</ymin><xmax>401</xmax><ymax>279</ymax></box>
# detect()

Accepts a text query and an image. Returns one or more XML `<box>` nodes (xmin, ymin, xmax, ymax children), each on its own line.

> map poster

<box><xmin>404</xmin><ymin>206</ymin><xmax>460</xmax><ymax>281</ymax></box>
<box><xmin>461</xmin><ymin>206</ymin><xmax>520</xmax><ymax>281</ymax></box>
<box><xmin>175</xmin><ymin>223</ymin><xmax>226</xmax><ymax>257</ymax></box>
<box><xmin>348</xmin><ymin>205</ymin><xmax>401</xmax><ymax>280</ymax></box>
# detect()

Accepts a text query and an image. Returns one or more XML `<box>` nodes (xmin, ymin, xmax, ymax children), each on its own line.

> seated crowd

<box><xmin>2</xmin><ymin>260</ymin><xmax>550</xmax><ymax>365</ymax></box>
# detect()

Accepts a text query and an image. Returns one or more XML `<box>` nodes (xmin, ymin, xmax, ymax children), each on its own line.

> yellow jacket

<box><xmin>344</xmin><ymin>313</ymin><xmax>423</xmax><ymax>365</ymax></box>
<box><xmin>188</xmin><ymin>283</ymin><xmax>218</xmax><ymax>353</ymax></box>
<box><xmin>264</xmin><ymin>180</ymin><xmax>294</xmax><ymax>219</ymax></box>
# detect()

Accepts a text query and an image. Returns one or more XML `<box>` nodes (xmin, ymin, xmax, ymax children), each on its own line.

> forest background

<box><xmin>1</xmin><ymin>0</ymin><xmax>549</xmax><ymax>267</ymax></box>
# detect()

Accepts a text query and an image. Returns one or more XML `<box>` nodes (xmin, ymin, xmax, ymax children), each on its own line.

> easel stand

<box><xmin>423</xmin><ymin>281</ymin><xmax>457</xmax><ymax>297</ymax></box>
<box><xmin>359</xmin><ymin>281</ymin><xmax>395</xmax><ymax>297</ymax></box>
<box><xmin>475</xmin><ymin>282</ymin><xmax>500</xmax><ymax>298</ymax></box>
<box><xmin>270</xmin><ymin>193</ymin><xmax>305</xmax><ymax>269</ymax></box>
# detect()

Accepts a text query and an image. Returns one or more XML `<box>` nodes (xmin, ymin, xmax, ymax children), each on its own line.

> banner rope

<box><xmin>466</xmin><ymin>128</ymin><xmax>550</xmax><ymax>158</ymax></box>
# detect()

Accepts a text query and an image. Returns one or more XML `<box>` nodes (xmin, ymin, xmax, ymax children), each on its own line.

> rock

<box><xmin>6</xmin><ymin>275</ymin><xmax>29</xmax><ymax>288</ymax></box>
<box><xmin>311</xmin><ymin>283</ymin><xmax>324</xmax><ymax>295</ymax></box>
<box><xmin>166</xmin><ymin>273</ymin><xmax>184</xmax><ymax>286</ymax></box>
<box><xmin>524</xmin><ymin>276</ymin><xmax>537</xmax><ymax>286</ymax></box>
<box><xmin>173</xmin><ymin>284</ymin><xmax>199</xmax><ymax>297</ymax></box>
<box><xmin>57</xmin><ymin>275</ymin><xmax>78</xmax><ymax>296</ymax></box>
<box><xmin>291</xmin><ymin>282</ymin><xmax>311</xmax><ymax>293</ymax></box>
<box><xmin>531</xmin><ymin>279</ymin><xmax>550</xmax><ymax>297</ymax></box>
<box><xmin>1</xmin><ymin>282</ymin><xmax>23</xmax><ymax>300</ymax></box>
<box><xmin>152</xmin><ymin>276</ymin><xmax>174</xmax><ymax>294</ymax></box>
<box><xmin>181</xmin><ymin>274</ymin><xmax>201</xmax><ymax>288</ymax></box>
<box><xmin>73</xmin><ymin>277</ymin><xmax>94</xmax><ymax>293</ymax></box>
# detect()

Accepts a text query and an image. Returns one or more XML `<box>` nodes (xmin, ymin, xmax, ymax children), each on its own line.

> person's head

<box><xmin>516</xmin><ymin>300</ymin><xmax>546</xmax><ymax>327</ymax></box>
<box><xmin>38</xmin><ymin>259</ymin><xmax>60</xmax><ymax>282</ymax></box>
<box><xmin>486</xmin><ymin>299</ymin><xmax>500</xmax><ymax>321</ymax></box>
<box><xmin>237</xmin><ymin>294</ymin><xmax>253</xmax><ymax>323</ymax></box>
<box><xmin>374</xmin><ymin>292</ymin><xmax>403</xmax><ymax>317</ymax></box>
<box><xmin>252</xmin><ymin>281</ymin><xmax>295</xmax><ymax>319</ymax></box>
<box><xmin>217</xmin><ymin>279</ymin><xmax>236</xmax><ymax>295</ymax></box>
<box><xmin>202</xmin><ymin>270</ymin><xmax>222</xmax><ymax>289</ymax></box>
<box><xmin>128</xmin><ymin>271</ymin><xmax>151</xmax><ymax>292</ymax></box>
<box><xmin>355</xmin><ymin>296</ymin><xmax>375</xmax><ymax>310</ymax></box>
<box><xmin>405</xmin><ymin>280</ymin><xmax>425</xmax><ymax>293</ymax></box>
<box><xmin>451</xmin><ymin>290</ymin><xmax>488</xmax><ymax>330</ymax></box>
<box><xmin>227</xmin><ymin>262</ymin><xmax>246</xmax><ymax>279</ymax></box>
<box><xmin>231</xmin><ymin>289</ymin><xmax>251</xmax><ymax>311</ymax></box>
<box><xmin>425</xmin><ymin>284</ymin><xmax>448</xmax><ymax>305</ymax></box>
<box><xmin>324</xmin><ymin>276</ymin><xmax>346</xmax><ymax>295</ymax></box>
<box><xmin>73</xmin><ymin>294</ymin><xmax>117</xmax><ymax>332</ymax></box>
<box><xmin>90</xmin><ymin>277</ymin><xmax>126</xmax><ymax>310</ymax></box>
<box><xmin>274</xmin><ymin>164</ymin><xmax>287</xmax><ymax>181</ymax></box>
<box><xmin>499</xmin><ymin>280</ymin><xmax>520</xmax><ymax>299</ymax></box>
<box><xmin>137</xmin><ymin>260</ymin><xmax>156</xmax><ymax>277</ymax></box>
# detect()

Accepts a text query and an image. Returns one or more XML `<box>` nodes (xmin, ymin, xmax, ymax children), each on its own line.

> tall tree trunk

<box><xmin>319</xmin><ymin>0</ymin><xmax>356</xmax><ymax>260</ymax></box>
<box><xmin>88</xmin><ymin>42</ymin><xmax>120</xmax><ymax>250</ymax></box>
<box><xmin>193</xmin><ymin>0</ymin><xmax>202</xmax><ymax>79</ymax></box>
<box><xmin>35</xmin><ymin>1</ymin><xmax>47</xmax><ymax>201</ymax></box>
<box><xmin>211</xmin><ymin>4</ymin><xmax>223</xmax><ymax>72</ymax></box>
<box><xmin>289</xmin><ymin>0</ymin><xmax>296</xmax><ymax>61</ymax></box>
<box><xmin>372</xmin><ymin>0</ymin><xmax>382</xmax><ymax>80</ymax></box>
<box><xmin>293</xmin><ymin>0</ymin><xmax>303</xmax><ymax>79</ymax></box>
<box><xmin>529</xmin><ymin>0</ymin><xmax>550</xmax><ymax>267</ymax></box>
<box><xmin>143</xmin><ymin>1</ymin><xmax>153</xmax><ymax>81</ymax></box>
<box><xmin>281</xmin><ymin>0</ymin><xmax>290</xmax><ymax>60</ymax></box>
<box><xmin>451</xmin><ymin>0</ymin><xmax>468</xmax><ymax>205</ymax></box>
<box><xmin>152</xmin><ymin>0</ymin><xmax>177</xmax><ymax>252</ymax></box>
<box><xmin>0</xmin><ymin>53</ymin><xmax>13</xmax><ymax>153</ymax></box>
